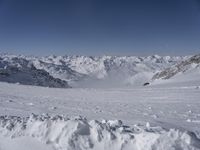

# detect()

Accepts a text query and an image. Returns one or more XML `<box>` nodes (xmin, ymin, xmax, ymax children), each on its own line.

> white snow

<box><xmin>0</xmin><ymin>79</ymin><xmax>200</xmax><ymax>149</ymax></box>
<box><xmin>0</xmin><ymin>114</ymin><xmax>199</xmax><ymax>150</ymax></box>
<box><xmin>0</xmin><ymin>54</ymin><xmax>200</xmax><ymax>149</ymax></box>
<box><xmin>0</xmin><ymin>136</ymin><xmax>54</xmax><ymax>150</ymax></box>
<box><xmin>0</xmin><ymin>54</ymin><xmax>186</xmax><ymax>87</ymax></box>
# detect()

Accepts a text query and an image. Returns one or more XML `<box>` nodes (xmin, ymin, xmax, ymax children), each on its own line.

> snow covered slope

<box><xmin>38</xmin><ymin>55</ymin><xmax>184</xmax><ymax>87</ymax></box>
<box><xmin>152</xmin><ymin>54</ymin><xmax>200</xmax><ymax>82</ymax></box>
<box><xmin>0</xmin><ymin>81</ymin><xmax>200</xmax><ymax>150</ymax></box>
<box><xmin>0</xmin><ymin>55</ymin><xmax>70</xmax><ymax>88</ymax></box>
<box><xmin>0</xmin><ymin>60</ymin><xmax>200</xmax><ymax>149</ymax></box>
<box><xmin>0</xmin><ymin>54</ymin><xmax>186</xmax><ymax>87</ymax></box>
<box><xmin>1</xmin><ymin>53</ymin><xmax>200</xmax><ymax>149</ymax></box>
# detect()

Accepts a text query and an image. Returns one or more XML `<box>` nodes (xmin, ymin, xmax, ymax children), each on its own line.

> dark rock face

<box><xmin>152</xmin><ymin>54</ymin><xmax>200</xmax><ymax>80</ymax></box>
<box><xmin>0</xmin><ymin>57</ymin><xmax>70</xmax><ymax>88</ymax></box>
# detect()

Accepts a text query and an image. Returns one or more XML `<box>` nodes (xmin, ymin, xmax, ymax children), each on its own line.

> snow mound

<box><xmin>0</xmin><ymin>114</ymin><xmax>200</xmax><ymax>150</ymax></box>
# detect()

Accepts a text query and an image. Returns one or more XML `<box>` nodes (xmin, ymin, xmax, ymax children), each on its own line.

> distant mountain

<box><xmin>35</xmin><ymin>55</ymin><xmax>184</xmax><ymax>87</ymax></box>
<box><xmin>0</xmin><ymin>55</ymin><xmax>70</xmax><ymax>88</ymax></box>
<box><xmin>39</xmin><ymin>55</ymin><xmax>183</xmax><ymax>78</ymax></box>
<box><xmin>152</xmin><ymin>54</ymin><xmax>200</xmax><ymax>80</ymax></box>
<box><xmin>0</xmin><ymin>54</ymin><xmax>188</xmax><ymax>87</ymax></box>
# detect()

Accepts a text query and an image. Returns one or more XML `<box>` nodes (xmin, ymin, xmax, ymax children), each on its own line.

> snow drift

<box><xmin>0</xmin><ymin>114</ymin><xmax>200</xmax><ymax>150</ymax></box>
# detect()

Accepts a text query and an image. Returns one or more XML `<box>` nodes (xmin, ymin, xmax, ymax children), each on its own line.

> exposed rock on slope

<box><xmin>152</xmin><ymin>54</ymin><xmax>200</xmax><ymax>80</ymax></box>
<box><xmin>32</xmin><ymin>59</ymin><xmax>86</xmax><ymax>82</ymax></box>
<box><xmin>40</xmin><ymin>55</ymin><xmax>183</xmax><ymax>78</ymax></box>
<box><xmin>0</xmin><ymin>54</ymin><xmax>187</xmax><ymax>87</ymax></box>
<box><xmin>33</xmin><ymin>55</ymin><xmax>184</xmax><ymax>86</ymax></box>
<box><xmin>0</xmin><ymin>56</ymin><xmax>70</xmax><ymax>88</ymax></box>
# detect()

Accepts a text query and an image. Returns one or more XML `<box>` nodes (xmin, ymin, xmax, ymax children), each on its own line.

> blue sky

<box><xmin>0</xmin><ymin>0</ymin><xmax>200</xmax><ymax>56</ymax></box>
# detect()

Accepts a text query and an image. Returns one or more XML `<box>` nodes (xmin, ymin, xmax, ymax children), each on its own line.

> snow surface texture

<box><xmin>0</xmin><ymin>114</ymin><xmax>200</xmax><ymax>150</ymax></box>
<box><xmin>0</xmin><ymin>54</ymin><xmax>186</xmax><ymax>87</ymax></box>
<box><xmin>0</xmin><ymin>79</ymin><xmax>200</xmax><ymax>149</ymax></box>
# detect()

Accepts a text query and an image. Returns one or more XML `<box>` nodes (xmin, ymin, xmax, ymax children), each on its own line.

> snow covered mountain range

<box><xmin>1</xmin><ymin>53</ymin><xmax>199</xmax><ymax>88</ymax></box>
<box><xmin>0</xmin><ymin>54</ymin><xmax>200</xmax><ymax>150</ymax></box>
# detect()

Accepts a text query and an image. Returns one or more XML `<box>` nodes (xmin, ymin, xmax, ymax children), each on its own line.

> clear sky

<box><xmin>0</xmin><ymin>0</ymin><xmax>200</xmax><ymax>56</ymax></box>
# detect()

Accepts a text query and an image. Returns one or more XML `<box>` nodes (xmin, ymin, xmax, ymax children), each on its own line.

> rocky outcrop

<box><xmin>152</xmin><ymin>54</ymin><xmax>200</xmax><ymax>80</ymax></box>
<box><xmin>0</xmin><ymin>56</ymin><xmax>70</xmax><ymax>88</ymax></box>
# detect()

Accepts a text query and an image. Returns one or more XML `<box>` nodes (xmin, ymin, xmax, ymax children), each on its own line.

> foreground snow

<box><xmin>0</xmin><ymin>81</ymin><xmax>200</xmax><ymax>149</ymax></box>
<box><xmin>0</xmin><ymin>114</ymin><xmax>200</xmax><ymax>150</ymax></box>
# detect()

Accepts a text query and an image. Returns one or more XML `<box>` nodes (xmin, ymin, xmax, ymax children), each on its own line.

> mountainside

<box><xmin>38</xmin><ymin>55</ymin><xmax>183</xmax><ymax>77</ymax></box>
<box><xmin>0</xmin><ymin>55</ymin><xmax>70</xmax><ymax>88</ymax></box>
<box><xmin>0</xmin><ymin>54</ymin><xmax>188</xmax><ymax>87</ymax></box>
<box><xmin>152</xmin><ymin>54</ymin><xmax>200</xmax><ymax>82</ymax></box>
<box><xmin>32</xmin><ymin>55</ymin><xmax>185</xmax><ymax>87</ymax></box>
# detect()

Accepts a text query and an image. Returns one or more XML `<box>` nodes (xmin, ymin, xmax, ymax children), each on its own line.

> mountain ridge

<box><xmin>0</xmin><ymin>54</ymin><xmax>193</xmax><ymax>87</ymax></box>
<box><xmin>152</xmin><ymin>54</ymin><xmax>200</xmax><ymax>81</ymax></box>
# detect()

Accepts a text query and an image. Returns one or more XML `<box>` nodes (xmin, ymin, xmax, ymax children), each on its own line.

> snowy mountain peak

<box><xmin>36</xmin><ymin>54</ymin><xmax>184</xmax><ymax>87</ymax></box>
<box><xmin>0</xmin><ymin>54</ymin><xmax>192</xmax><ymax>87</ymax></box>
<box><xmin>152</xmin><ymin>54</ymin><xmax>200</xmax><ymax>80</ymax></box>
